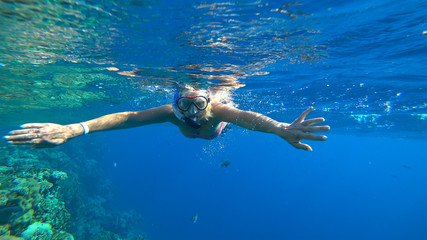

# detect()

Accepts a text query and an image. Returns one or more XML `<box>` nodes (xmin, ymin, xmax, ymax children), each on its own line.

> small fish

<box><xmin>401</xmin><ymin>165</ymin><xmax>411</xmax><ymax>169</ymax></box>
<box><xmin>220</xmin><ymin>159</ymin><xmax>231</xmax><ymax>167</ymax></box>
<box><xmin>191</xmin><ymin>214</ymin><xmax>198</xmax><ymax>223</ymax></box>
<box><xmin>114</xmin><ymin>162</ymin><xmax>117</xmax><ymax>167</ymax></box>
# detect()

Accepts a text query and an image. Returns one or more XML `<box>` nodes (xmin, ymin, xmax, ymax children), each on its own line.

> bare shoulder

<box><xmin>212</xmin><ymin>102</ymin><xmax>240</xmax><ymax>113</ymax></box>
<box><xmin>211</xmin><ymin>102</ymin><xmax>242</xmax><ymax>121</ymax></box>
<box><xmin>154</xmin><ymin>104</ymin><xmax>174</xmax><ymax>113</ymax></box>
<box><xmin>131</xmin><ymin>104</ymin><xmax>175</xmax><ymax>123</ymax></box>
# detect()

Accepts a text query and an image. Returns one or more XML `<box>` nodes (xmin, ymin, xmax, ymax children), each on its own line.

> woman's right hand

<box><xmin>3</xmin><ymin>123</ymin><xmax>82</xmax><ymax>148</ymax></box>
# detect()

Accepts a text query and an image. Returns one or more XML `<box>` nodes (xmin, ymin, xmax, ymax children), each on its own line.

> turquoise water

<box><xmin>1</xmin><ymin>0</ymin><xmax>426</xmax><ymax>239</ymax></box>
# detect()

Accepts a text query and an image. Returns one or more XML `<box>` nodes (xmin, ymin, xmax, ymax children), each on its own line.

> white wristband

<box><xmin>80</xmin><ymin>122</ymin><xmax>90</xmax><ymax>135</ymax></box>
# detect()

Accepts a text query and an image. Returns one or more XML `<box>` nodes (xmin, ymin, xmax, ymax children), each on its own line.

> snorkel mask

<box><xmin>176</xmin><ymin>95</ymin><xmax>210</xmax><ymax>113</ymax></box>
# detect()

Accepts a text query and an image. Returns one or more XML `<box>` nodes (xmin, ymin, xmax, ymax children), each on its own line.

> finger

<box><xmin>20</xmin><ymin>123</ymin><xmax>50</xmax><ymax>129</ymax></box>
<box><xmin>298</xmin><ymin>132</ymin><xmax>327</xmax><ymax>141</ymax></box>
<box><xmin>290</xmin><ymin>142</ymin><xmax>312</xmax><ymax>152</ymax></box>
<box><xmin>302</xmin><ymin>118</ymin><xmax>325</xmax><ymax>126</ymax></box>
<box><xmin>7</xmin><ymin>129</ymin><xmax>40</xmax><ymax>135</ymax></box>
<box><xmin>295</xmin><ymin>107</ymin><xmax>313</xmax><ymax>123</ymax></box>
<box><xmin>303</xmin><ymin>125</ymin><xmax>330</xmax><ymax>133</ymax></box>
<box><xmin>4</xmin><ymin>133</ymin><xmax>39</xmax><ymax>141</ymax></box>
<box><xmin>8</xmin><ymin>139</ymin><xmax>43</xmax><ymax>145</ymax></box>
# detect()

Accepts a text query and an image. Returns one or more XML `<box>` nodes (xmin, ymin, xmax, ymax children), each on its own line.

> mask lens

<box><xmin>193</xmin><ymin>97</ymin><xmax>208</xmax><ymax>110</ymax></box>
<box><xmin>177</xmin><ymin>98</ymin><xmax>193</xmax><ymax>111</ymax></box>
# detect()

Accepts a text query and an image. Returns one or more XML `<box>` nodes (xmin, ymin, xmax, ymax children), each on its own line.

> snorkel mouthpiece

<box><xmin>184</xmin><ymin>117</ymin><xmax>202</xmax><ymax>129</ymax></box>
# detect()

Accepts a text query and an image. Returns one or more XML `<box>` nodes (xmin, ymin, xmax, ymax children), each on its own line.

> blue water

<box><xmin>103</xmin><ymin>127</ymin><xmax>427</xmax><ymax>240</ymax></box>
<box><xmin>1</xmin><ymin>0</ymin><xmax>427</xmax><ymax>239</ymax></box>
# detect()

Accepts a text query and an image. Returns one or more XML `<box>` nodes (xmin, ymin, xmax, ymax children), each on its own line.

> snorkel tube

<box><xmin>173</xmin><ymin>90</ymin><xmax>202</xmax><ymax>129</ymax></box>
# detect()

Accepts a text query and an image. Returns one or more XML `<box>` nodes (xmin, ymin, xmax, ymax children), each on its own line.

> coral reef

<box><xmin>0</xmin><ymin>142</ymin><xmax>145</xmax><ymax>240</ymax></box>
<box><xmin>0</xmin><ymin>165</ymin><xmax>72</xmax><ymax>239</ymax></box>
<box><xmin>21</xmin><ymin>222</ymin><xmax>53</xmax><ymax>239</ymax></box>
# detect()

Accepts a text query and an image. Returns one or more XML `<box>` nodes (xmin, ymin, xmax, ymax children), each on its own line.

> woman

<box><xmin>4</xmin><ymin>85</ymin><xmax>330</xmax><ymax>151</ymax></box>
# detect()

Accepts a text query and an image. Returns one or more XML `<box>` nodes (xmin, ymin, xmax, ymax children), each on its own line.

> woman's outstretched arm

<box><xmin>212</xmin><ymin>103</ymin><xmax>330</xmax><ymax>151</ymax></box>
<box><xmin>82</xmin><ymin>104</ymin><xmax>173</xmax><ymax>133</ymax></box>
<box><xmin>3</xmin><ymin>104</ymin><xmax>174</xmax><ymax>148</ymax></box>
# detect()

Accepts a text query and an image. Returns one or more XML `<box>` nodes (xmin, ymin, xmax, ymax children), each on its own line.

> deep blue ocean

<box><xmin>0</xmin><ymin>0</ymin><xmax>426</xmax><ymax>239</ymax></box>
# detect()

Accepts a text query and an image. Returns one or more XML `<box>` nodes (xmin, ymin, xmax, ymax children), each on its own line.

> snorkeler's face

<box><xmin>176</xmin><ymin>95</ymin><xmax>210</xmax><ymax>116</ymax></box>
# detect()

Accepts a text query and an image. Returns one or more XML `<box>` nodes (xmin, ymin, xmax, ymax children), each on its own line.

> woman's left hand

<box><xmin>278</xmin><ymin>107</ymin><xmax>330</xmax><ymax>151</ymax></box>
<box><xmin>4</xmin><ymin>123</ymin><xmax>79</xmax><ymax>148</ymax></box>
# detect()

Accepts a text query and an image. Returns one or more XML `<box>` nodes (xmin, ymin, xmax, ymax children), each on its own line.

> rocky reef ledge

<box><xmin>0</xmin><ymin>166</ymin><xmax>73</xmax><ymax>239</ymax></box>
<box><xmin>0</xmin><ymin>143</ymin><xmax>145</xmax><ymax>240</ymax></box>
